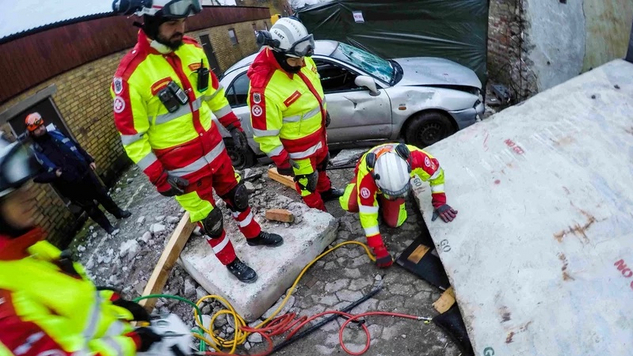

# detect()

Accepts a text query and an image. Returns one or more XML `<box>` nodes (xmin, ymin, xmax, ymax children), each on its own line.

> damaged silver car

<box><xmin>218</xmin><ymin>40</ymin><xmax>484</xmax><ymax>168</ymax></box>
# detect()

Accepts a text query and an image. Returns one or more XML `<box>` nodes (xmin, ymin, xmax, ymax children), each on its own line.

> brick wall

<box><xmin>0</xmin><ymin>19</ymin><xmax>267</xmax><ymax>246</ymax></box>
<box><xmin>189</xmin><ymin>19</ymin><xmax>271</xmax><ymax>72</ymax></box>
<box><xmin>487</xmin><ymin>0</ymin><xmax>537</xmax><ymax>101</ymax></box>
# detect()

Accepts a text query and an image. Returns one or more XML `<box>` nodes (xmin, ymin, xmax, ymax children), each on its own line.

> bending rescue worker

<box><xmin>340</xmin><ymin>143</ymin><xmax>459</xmax><ymax>268</ymax></box>
<box><xmin>111</xmin><ymin>0</ymin><xmax>282</xmax><ymax>283</ymax></box>
<box><xmin>247</xmin><ymin>17</ymin><xmax>343</xmax><ymax>212</ymax></box>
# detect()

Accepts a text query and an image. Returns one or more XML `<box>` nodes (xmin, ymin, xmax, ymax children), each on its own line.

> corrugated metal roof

<box><xmin>0</xmin><ymin>0</ymin><xmax>113</xmax><ymax>40</ymax></box>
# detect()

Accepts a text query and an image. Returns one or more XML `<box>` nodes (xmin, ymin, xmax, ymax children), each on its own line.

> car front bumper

<box><xmin>448</xmin><ymin>100</ymin><xmax>485</xmax><ymax>130</ymax></box>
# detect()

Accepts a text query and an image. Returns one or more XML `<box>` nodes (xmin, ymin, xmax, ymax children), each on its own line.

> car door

<box><xmin>224</xmin><ymin>70</ymin><xmax>262</xmax><ymax>154</ymax></box>
<box><xmin>314</xmin><ymin>58</ymin><xmax>392</xmax><ymax>145</ymax></box>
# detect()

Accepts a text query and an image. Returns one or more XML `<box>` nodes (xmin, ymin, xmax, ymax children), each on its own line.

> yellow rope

<box><xmin>192</xmin><ymin>241</ymin><xmax>376</xmax><ymax>353</ymax></box>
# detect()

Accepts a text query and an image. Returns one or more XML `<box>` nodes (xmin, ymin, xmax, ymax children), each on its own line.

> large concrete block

<box><xmin>180</xmin><ymin>199</ymin><xmax>338</xmax><ymax>321</ymax></box>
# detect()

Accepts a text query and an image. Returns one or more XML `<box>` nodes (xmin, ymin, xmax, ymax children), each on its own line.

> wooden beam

<box><xmin>267</xmin><ymin>167</ymin><xmax>296</xmax><ymax>189</ymax></box>
<box><xmin>139</xmin><ymin>212</ymin><xmax>196</xmax><ymax>312</ymax></box>
<box><xmin>433</xmin><ymin>286</ymin><xmax>456</xmax><ymax>314</ymax></box>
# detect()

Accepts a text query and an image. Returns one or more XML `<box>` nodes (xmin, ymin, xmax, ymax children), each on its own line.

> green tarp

<box><xmin>297</xmin><ymin>0</ymin><xmax>489</xmax><ymax>84</ymax></box>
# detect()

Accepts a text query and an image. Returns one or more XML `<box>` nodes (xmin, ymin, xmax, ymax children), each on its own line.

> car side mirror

<box><xmin>354</xmin><ymin>75</ymin><xmax>380</xmax><ymax>96</ymax></box>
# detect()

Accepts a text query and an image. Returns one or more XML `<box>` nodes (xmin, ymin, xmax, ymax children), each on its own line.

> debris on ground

<box><xmin>69</xmin><ymin>160</ymin><xmax>460</xmax><ymax>355</ymax></box>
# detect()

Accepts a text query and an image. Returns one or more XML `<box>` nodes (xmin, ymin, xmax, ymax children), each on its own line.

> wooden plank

<box><xmin>139</xmin><ymin>212</ymin><xmax>196</xmax><ymax>312</ymax></box>
<box><xmin>433</xmin><ymin>287</ymin><xmax>455</xmax><ymax>314</ymax></box>
<box><xmin>267</xmin><ymin>167</ymin><xmax>296</xmax><ymax>189</ymax></box>
<box><xmin>407</xmin><ymin>244</ymin><xmax>430</xmax><ymax>264</ymax></box>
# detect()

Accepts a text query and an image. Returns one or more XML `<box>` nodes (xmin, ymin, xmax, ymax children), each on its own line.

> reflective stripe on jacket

<box><xmin>112</xmin><ymin>31</ymin><xmax>239</xmax><ymax>191</ymax></box>
<box><xmin>247</xmin><ymin>48</ymin><xmax>327</xmax><ymax>168</ymax></box>
<box><xmin>354</xmin><ymin>144</ymin><xmax>447</xmax><ymax>241</ymax></box>
<box><xmin>0</xmin><ymin>231</ymin><xmax>136</xmax><ymax>356</ymax></box>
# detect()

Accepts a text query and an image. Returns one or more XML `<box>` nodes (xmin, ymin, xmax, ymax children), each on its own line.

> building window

<box><xmin>228</xmin><ymin>28</ymin><xmax>238</xmax><ymax>45</ymax></box>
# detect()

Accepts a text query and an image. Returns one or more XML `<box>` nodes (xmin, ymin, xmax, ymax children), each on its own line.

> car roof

<box><xmin>222</xmin><ymin>40</ymin><xmax>340</xmax><ymax>76</ymax></box>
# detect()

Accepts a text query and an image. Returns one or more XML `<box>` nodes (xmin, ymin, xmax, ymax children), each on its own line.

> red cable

<box><xmin>203</xmin><ymin>310</ymin><xmax>422</xmax><ymax>356</ymax></box>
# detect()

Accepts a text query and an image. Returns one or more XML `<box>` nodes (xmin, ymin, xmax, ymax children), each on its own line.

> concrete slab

<box><xmin>413</xmin><ymin>60</ymin><xmax>633</xmax><ymax>355</ymax></box>
<box><xmin>330</xmin><ymin>148</ymin><xmax>368</xmax><ymax>167</ymax></box>
<box><xmin>180</xmin><ymin>196</ymin><xmax>338</xmax><ymax>321</ymax></box>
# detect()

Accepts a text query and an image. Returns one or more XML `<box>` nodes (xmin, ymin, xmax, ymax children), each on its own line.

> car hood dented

<box><xmin>393</xmin><ymin>57</ymin><xmax>482</xmax><ymax>89</ymax></box>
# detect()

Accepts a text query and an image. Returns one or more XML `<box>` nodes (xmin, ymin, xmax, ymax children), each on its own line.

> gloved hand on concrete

<box><xmin>129</xmin><ymin>327</ymin><xmax>163</xmax><ymax>352</ymax></box>
<box><xmin>432</xmin><ymin>204</ymin><xmax>458</xmax><ymax>223</ymax></box>
<box><xmin>160</xmin><ymin>174</ymin><xmax>189</xmax><ymax>197</ymax></box>
<box><xmin>372</xmin><ymin>244</ymin><xmax>393</xmax><ymax>268</ymax></box>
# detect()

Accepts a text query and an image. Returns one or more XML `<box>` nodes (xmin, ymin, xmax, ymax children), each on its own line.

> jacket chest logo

<box><xmin>284</xmin><ymin>91</ymin><xmax>302</xmax><ymax>107</ymax></box>
<box><xmin>151</xmin><ymin>77</ymin><xmax>172</xmax><ymax>95</ymax></box>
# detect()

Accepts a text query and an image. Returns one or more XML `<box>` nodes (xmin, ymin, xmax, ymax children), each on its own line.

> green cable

<box><xmin>133</xmin><ymin>294</ymin><xmax>207</xmax><ymax>352</ymax></box>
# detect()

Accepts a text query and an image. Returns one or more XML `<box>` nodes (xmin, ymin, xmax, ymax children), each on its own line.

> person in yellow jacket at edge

<box><xmin>339</xmin><ymin>143</ymin><xmax>459</xmax><ymax>268</ymax></box>
<box><xmin>247</xmin><ymin>17</ymin><xmax>343</xmax><ymax>212</ymax></box>
<box><xmin>110</xmin><ymin>0</ymin><xmax>284</xmax><ymax>284</ymax></box>
<box><xmin>0</xmin><ymin>134</ymin><xmax>161</xmax><ymax>355</ymax></box>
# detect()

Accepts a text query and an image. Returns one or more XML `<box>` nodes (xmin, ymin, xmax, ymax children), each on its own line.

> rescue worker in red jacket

<box><xmin>339</xmin><ymin>143</ymin><xmax>458</xmax><ymax>267</ymax></box>
<box><xmin>247</xmin><ymin>17</ymin><xmax>343</xmax><ymax>212</ymax></box>
<box><xmin>111</xmin><ymin>0</ymin><xmax>282</xmax><ymax>283</ymax></box>
<box><xmin>0</xmin><ymin>134</ymin><xmax>161</xmax><ymax>355</ymax></box>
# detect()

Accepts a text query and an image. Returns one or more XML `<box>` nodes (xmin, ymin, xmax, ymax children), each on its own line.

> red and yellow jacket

<box><xmin>247</xmin><ymin>48</ymin><xmax>327</xmax><ymax>170</ymax></box>
<box><xmin>344</xmin><ymin>144</ymin><xmax>447</xmax><ymax>246</ymax></box>
<box><xmin>0</xmin><ymin>230</ymin><xmax>138</xmax><ymax>356</ymax></box>
<box><xmin>112</xmin><ymin>31</ymin><xmax>240</xmax><ymax>192</ymax></box>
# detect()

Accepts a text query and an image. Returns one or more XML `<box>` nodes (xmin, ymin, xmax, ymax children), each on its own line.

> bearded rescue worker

<box><xmin>339</xmin><ymin>143</ymin><xmax>458</xmax><ymax>268</ymax></box>
<box><xmin>111</xmin><ymin>0</ymin><xmax>282</xmax><ymax>283</ymax></box>
<box><xmin>247</xmin><ymin>18</ymin><xmax>343</xmax><ymax>212</ymax></box>
<box><xmin>0</xmin><ymin>134</ymin><xmax>162</xmax><ymax>355</ymax></box>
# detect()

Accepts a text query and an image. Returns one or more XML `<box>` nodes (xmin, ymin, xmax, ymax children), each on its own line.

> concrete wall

<box><xmin>525</xmin><ymin>0</ymin><xmax>633</xmax><ymax>92</ymax></box>
<box><xmin>488</xmin><ymin>0</ymin><xmax>633</xmax><ymax>98</ymax></box>
<box><xmin>0</xmin><ymin>19</ymin><xmax>266</xmax><ymax>246</ymax></box>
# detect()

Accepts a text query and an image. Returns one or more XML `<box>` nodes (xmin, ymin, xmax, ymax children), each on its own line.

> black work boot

<box><xmin>320</xmin><ymin>187</ymin><xmax>344</xmax><ymax>202</ymax></box>
<box><xmin>116</xmin><ymin>209</ymin><xmax>132</xmax><ymax>219</ymax></box>
<box><xmin>226</xmin><ymin>258</ymin><xmax>258</xmax><ymax>283</ymax></box>
<box><xmin>247</xmin><ymin>231</ymin><xmax>284</xmax><ymax>247</ymax></box>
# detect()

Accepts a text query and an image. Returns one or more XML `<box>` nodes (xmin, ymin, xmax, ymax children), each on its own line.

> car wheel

<box><xmin>224</xmin><ymin>139</ymin><xmax>256</xmax><ymax>169</ymax></box>
<box><xmin>404</xmin><ymin>112</ymin><xmax>455</xmax><ymax>148</ymax></box>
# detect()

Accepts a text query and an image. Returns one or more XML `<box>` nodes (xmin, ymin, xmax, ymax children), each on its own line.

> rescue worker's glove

<box><xmin>432</xmin><ymin>204</ymin><xmax>458</xmax><ymax>223</ymax></box>
<box><xmin>113</xmin><ymin>299</ymin><xmax>151</xmax><ymax>322</ymax></box>
<box><xmin>129</xmin><ymin>327</ymin><xmax>163</xmax><ymax>352</ymax></box>
<box><xmin>229</xmin><ymin>126</ymin><xmax>248</xmax><ymax>151</ymax></box>
<box><xmin>325</xmin><ymin>112</ymin><xmax>331</xmax><ymax>128</ymax></box>
<box><xmin>277</xmin><ymin>159</ymin><xmax>299</xmax><ymax>177</ymax></box>
<box><xmin>160</xmin><ymin>174</ymin><xmax>189</xmax><ymax>197</ymax></box>
<box><xmin>372</xmin><ymin>244</ymin><xmax>393</xmax><ymax>268</ymax></box>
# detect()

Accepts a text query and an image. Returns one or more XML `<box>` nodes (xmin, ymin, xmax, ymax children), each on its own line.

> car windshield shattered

<box><xmin>331</xmin><ymin>43</ymin><xmax>393</xmax><ymax>83</ymax></box>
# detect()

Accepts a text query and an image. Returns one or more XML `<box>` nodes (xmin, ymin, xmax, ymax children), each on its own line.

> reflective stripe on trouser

<box><xmin>230</xmin><ymin>207</ymin><xmax>261</xmax><ymax>239</ymax></box>
<box><xmin>378</xmin><ymin>195</ymin><xmax>407</xmax><ymax>228</ymax></box>
<box><xmin>292</xmin><ymin>143</ymin><xmax>331</xmax><ymax>211</ymax></box>
<box><xmin>204</xmin><ymin>230</ymin><xmax>236</xmax><ymax>265</ymax></box>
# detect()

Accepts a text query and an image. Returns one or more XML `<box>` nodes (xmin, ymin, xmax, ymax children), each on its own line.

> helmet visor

<box><xmin>286</xmin><ymin>34</ymin><xmax>315</xmax><ymax>58</ymax></box>
<box><xmin>163</xmin><ymin>0</ymin><xmax>202</xmax><ymax>18</ymax></box>
<box><xmin>379</xmin><ymin>180</ymin><xmax>411</xmax><ymax>200</ymax></box>
<box><xmin>0</xmin><ymin>142</ymin><xmax>41</xmax><ymax>194</ymax></box>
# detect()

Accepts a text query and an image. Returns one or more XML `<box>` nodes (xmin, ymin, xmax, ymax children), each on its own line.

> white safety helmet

<box><xmin>373</xmin><ymin>151</ymin><xmax>411</xmax><ymax>199</ymax></box>
<box><xmin>0</xmin><ymin>134</ymin><xmax>40</xmax><ymax>198</ymax></box>
<box><xmin>268</xmin><ymin>17</ymin><xmax>315</xmax><ymax>58</ymax></box>
<box><xmin>112</xmin><ymin>0</ymin><xmax>202</xmax><ymax>18</ymax></box>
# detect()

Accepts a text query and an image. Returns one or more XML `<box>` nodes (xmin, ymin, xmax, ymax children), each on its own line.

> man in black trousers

<box><xmin>25</xmin><ymin>112</ymin><xmax>131</xmax><ymax>234</ymax></box>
